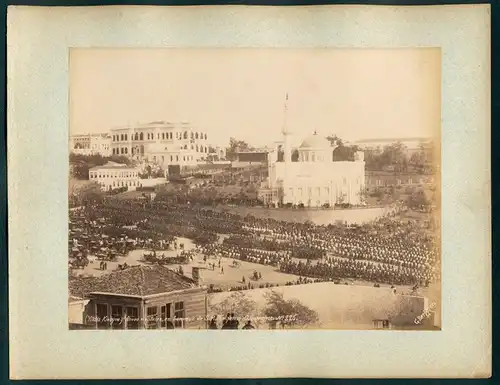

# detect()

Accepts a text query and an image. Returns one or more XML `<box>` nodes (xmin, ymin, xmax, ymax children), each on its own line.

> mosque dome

<box><xmin>299</xmin><ymin>132</ymin><xmax>331</xmax><ymax>149</ymax></box>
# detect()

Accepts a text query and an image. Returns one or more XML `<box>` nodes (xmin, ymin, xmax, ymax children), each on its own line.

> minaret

<box><xmin>281</xmin><ymin>93</ymin><xmax>291</xmax><ymax>204</ymax></box>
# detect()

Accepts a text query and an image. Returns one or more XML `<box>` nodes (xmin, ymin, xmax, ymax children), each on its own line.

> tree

<box><xmin>380</xmin><ymin>142</ymin><xmax>409</xmax><ymax>172</ymax></box>
<box><xmin>276</xmin><ymin>145</ymin><xmax>284</xmax><ymax>162</ymax></box>
<box><xmin>406</xmin><ymin>189</ymin><xmax>431</xmax><ymax>211</ymax></box>
<box><xmin>208</xmin><ymin>291</ymin><xmax>261</xmax><ymax>328</ymax></box>
<box><xmin>326</xmin><ymin>135</ymin><xmax>343</xmax><ymax>147</ymax></box>
<box><xmin>332</xmin><ymin>145</ymin><xmax>356</xmax><ymax>161</ymax></box>
<box><xmin>70</xmin><ymin>181</ymin><xmax>104</xmax><ymax>206</ymax></box>
<box><xmin>262</xmin><ymin>291</ymin><xmax>319</xmax><ymax>329</ymax></box>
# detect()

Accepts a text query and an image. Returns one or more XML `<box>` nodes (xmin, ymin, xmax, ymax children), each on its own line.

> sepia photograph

<box><xmin>67</xmin><ymin>48</ymin><xmax>442</xmax><ymax>331</ymax></box>
<box><xmin>8</xmin><ymin>4</ymin><xmax>490</xmax><ymax>379</ymax></box>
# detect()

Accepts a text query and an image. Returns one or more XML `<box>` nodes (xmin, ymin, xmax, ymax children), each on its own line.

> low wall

<box><xmin>214</xmin><ymin>205</ymin><xmax>392</xmax><ymax>225</ymax></box>
<box><xmin>68</xmin><ymin>299</ymin><xmax>89</xmax><ymax>324</ymax></box>
<box><xmin>209</xmin><ymin>283</ymin><xmax>431</xmax><ymax>329</ymax></box>
<box><xmin>139</xmin><ymin>178</ymin><xmax>167</xmax><ymax>188</ymax></box>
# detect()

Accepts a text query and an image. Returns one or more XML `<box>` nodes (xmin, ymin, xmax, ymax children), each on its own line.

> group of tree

<box><xmin>224</xmin><ymin>136</ymin><xmax>434</xmax><ymax>175</ymax></box>
<box><xmin>208</xmin><ymin>290</ymin><xmax>319</xmax><ymax>329</ymax></box>
<box><xmin>70</xmin><ymin>153</ymin><xmax>133</xmax><ymax>180</ymax></box>
<box><xmin>364</xmin><ymin>142</ymin><xmax>435</xmax><ymax>173</ymax></box>
<box><xmin>69</xmin><ymin>181</ymin><xmax>105</xmax><ymax>207</ymax></box>
<box><xmin>226</xmin><ymin>138</ymin><xmax>254</xmax><ymax>161</ymax></box>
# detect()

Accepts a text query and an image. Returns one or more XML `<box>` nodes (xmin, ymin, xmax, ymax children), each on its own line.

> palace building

<box><xmin>259</xmin><ymin>95</ymin><xmax>365</xmax><ymax>208</ymax></box>
<box><xmin>109</xmin><ymin>121</ymin><xmax>211</xmax><ymax>167</ymax></box>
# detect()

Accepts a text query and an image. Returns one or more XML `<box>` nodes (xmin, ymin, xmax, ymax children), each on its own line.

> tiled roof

<box><xmin>69</xmin><ymin>265</ymin><xmax>197</xmax><ymax>298</ymax></box>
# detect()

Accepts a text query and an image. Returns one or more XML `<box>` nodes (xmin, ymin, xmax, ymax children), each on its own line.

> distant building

<box><xmin>109</xmin><ymin>121</ymin><xmax>211</xmax><ymax>167</ymax></box>
<box><xmin>365</xmin><ymin>171</ymin><xmax>435</xmax><ymax>189</ymax></box>
<box><xmin>88</xmin><ymin>161</ymin><xmax>140</xmax><ymax>191</ymax></box>
<box><xmin>68</xmin><ymin>265</ymin><xmax>208</xmax><ymax>330</ymax></box>
<box><xmin>233</xmin><ymin>149</ymin><xmax>270</xmax><ymax>165</ymax></box>
<box><xmin>70</xmin><ymin>133</ymin><xmax>112</xmax><ymax>156</ymax></box>
<box><xmin>354</xmin><ymin>137</ymin><xmax>433</xmax><ymax>156</ymax></box>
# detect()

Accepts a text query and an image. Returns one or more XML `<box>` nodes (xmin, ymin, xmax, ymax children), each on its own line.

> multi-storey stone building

<box><xmin>109</xmin><ymin>121</ymin><xmax>211</xmax><ymax>167</ymax></box>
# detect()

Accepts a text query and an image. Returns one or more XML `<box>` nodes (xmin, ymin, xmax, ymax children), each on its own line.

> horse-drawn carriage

<box><xmin>231</xmin><ymin>260</ymin><xmax>241</xmax><ymax>268</ymax></box>
<box><xmin>95</xmin><ymin>249</ymin><xmax>118</xmax><ymax>262</ymax></box>
<box><xmin>251</xmin><ymin>270</ymin><xmax>262</xmax><ymax>281</ymax></box>
<box><xmin>117</xmin><ymin>262</ymin><xmax>129</xmax><ymax>271</ymax></box>
<box><xmin>69</xmin><ymin>257</ymin><xmax>89</xmax><ymax>269</ymax></box>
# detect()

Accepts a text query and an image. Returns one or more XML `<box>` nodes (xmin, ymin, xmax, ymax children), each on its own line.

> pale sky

<box><xmin>69</xmin><ymin>48</ymin><xmax>441</xmax><ymax>148</ymax></box>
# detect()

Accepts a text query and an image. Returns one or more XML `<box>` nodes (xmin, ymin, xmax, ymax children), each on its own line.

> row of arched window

<box><xmin>112</xmin><ymin>147</ymin><xmax>129</xmax><ymax>155</ymax></box>
<box><xmin>112</xmin><ymin>131</ymin><xmax>208</xmax><ymax>142</ymax></box>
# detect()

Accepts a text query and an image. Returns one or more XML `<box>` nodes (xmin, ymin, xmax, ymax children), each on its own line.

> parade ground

<box><xmin>76</xmin><ymin>236</ymin><xmax>301</xmax><ymax>288</ymax></box>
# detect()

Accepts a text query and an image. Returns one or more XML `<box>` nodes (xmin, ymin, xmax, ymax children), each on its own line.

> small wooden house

<box><xmin>69</xmin><ymin>265</ymin><xmax>207</xmax><ymax>330</ymax></box>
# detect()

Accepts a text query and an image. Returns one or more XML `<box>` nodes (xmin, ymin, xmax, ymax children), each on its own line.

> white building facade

<box><xmin>109</xmin><ymin>121</ymin><xmax>211</xmax><ymax>167</ymax></box>
<box><xmin>260</xmin><ymin>132</ymin><xmax>365</xmax><ymax>207</ymax></box>
<box><xmin>70</xmin><ymin>133</ymin><xmax>112</xmax><ymax>156</ymax></box>
<box><xmin>89</xmin><ymin>162</ymin><xmax>141</xmax><ymax>191</ymax></box>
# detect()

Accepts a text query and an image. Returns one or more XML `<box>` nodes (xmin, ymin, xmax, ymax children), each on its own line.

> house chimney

<box><xmin>192</xmin><ymin>267</ymin><xmax>204</xmax><ymax>286</ymax></box>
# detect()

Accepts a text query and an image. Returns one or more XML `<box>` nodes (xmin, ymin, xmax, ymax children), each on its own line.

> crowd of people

<box><xmin>69</xmin><ymin>197</ymin><xmax>439</xmax><ymax>287</ymax></box>
<box><xmin>208</xmin><ymin>314</ymin><xmax>256</xmax><ymax>330</ymax></box>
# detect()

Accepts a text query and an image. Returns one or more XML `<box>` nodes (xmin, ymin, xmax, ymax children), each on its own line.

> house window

<box><xmin>161</xmin><ymin>303</ymin><xmax>172</xmax><ymax>329</ymax></box>
<box><xmin>111</xmin><ymin>305</ymin><xmax>123</xmax><ymax>329</ymax></box>
<box><xmin>139</xmin><ymin>133</ymin><xmax>144</xmax><ymax>141</ymax></box>
<box><xmin>146</xmin><ymin>306</ymin><xmax>158</xmax><ymax>329</ymax></box>
<box><xmin>174</xmin><ymin>301</ymin><xmax>185</xmax><ymax>328</ymax></box>
<box><xmin>125</xmin><ymin>307</ymin><xmax>139</xmax><ymax>329</ymax></box>
<box><xmin>96</xmin><ymin>303</ymin><xmax>109</xmax><ymax>329</ymax></box>
<box><xmin>316</xmin><ymin>187</ymin><xmax>320</xmax><ymax>196</ymax></box>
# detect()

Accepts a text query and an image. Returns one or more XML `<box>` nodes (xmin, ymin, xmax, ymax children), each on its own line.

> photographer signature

<box><xmin>414</xmin><ymin>301</ymin><xmax>437</xmax><ymax>325</ymax></box>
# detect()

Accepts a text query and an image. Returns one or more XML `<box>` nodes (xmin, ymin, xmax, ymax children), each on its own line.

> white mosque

<box><xmin>258</xmin><ymin>96</ymin><xmax>366</xmax><ymax>208</ymax></box>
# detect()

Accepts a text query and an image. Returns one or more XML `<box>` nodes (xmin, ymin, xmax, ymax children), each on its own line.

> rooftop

<box><xmin>68</xmin><ymin>265</ymin><xmax>197</xmax><ymax>298</ymax></box>
<box><xmin>299</xmin><ymin>132</ymin><xmax>331</xmax><ymax>149</ymax></box>
<box><xmin>90</xmin><ymin>162</ymin><xmax>137</xmax><ymax>171</ymax></box>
